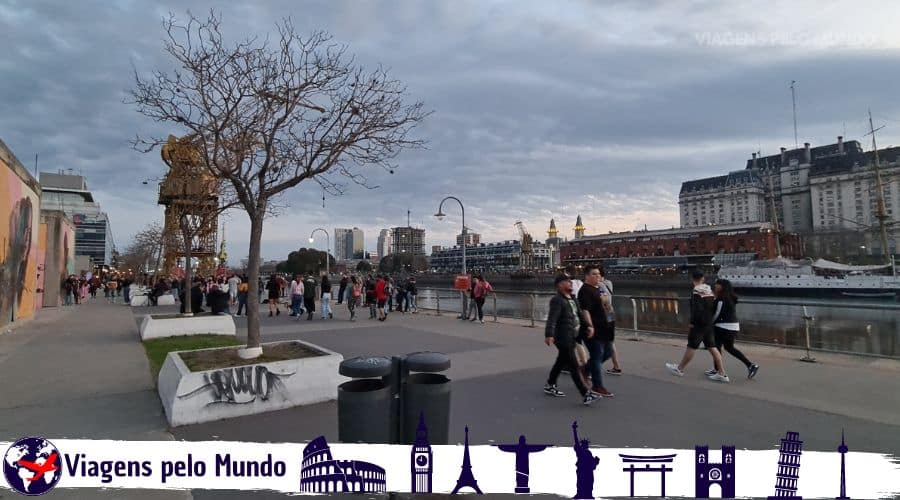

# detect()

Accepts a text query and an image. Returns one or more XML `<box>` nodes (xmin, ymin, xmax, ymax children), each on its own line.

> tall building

<box><xmin>456</xmin><ymin>230</ymin><xmax>481</xmax><ymax>247</ymax></box>
<box><xmin>679</xmin><ymin>170</ymin><xmax>766</xmax><ymax>227</ymax></box>
<box><xmin>546</xmin><ymin>218</ymin><xmax>561</xmax><ymax>268</ymax></box>
<box><xmin>391</xmin><ymin>226</ymin><xmax>425</xmax><ymax>256</ymax></box>
<box><xmin>574</xmin><ymin>214</ymin><xmax>586</xmax><ymax>239</ymax></box>
<box><xmin>680</xmin><ymin>137</ymin><xmax>899</xmax><ymax>256</ymax></box>
<box><xmin>39</xmin><ymin>171</ymin><xmax>115</xmax><ymax>265</ymax></box>
<box><xmin>334</xmin><ymin>227</ymin><xmax>364</xmax><ymax>260</ymax></box>
<box><xmin>377</xmin><ymin>228</ymin><xmax>392</xmax><ymax>259</ymax></box>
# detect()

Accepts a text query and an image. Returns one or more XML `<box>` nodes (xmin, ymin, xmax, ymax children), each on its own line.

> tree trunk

<box><xmin>246</xmin><ymin>213</ymin><xmax>265</xmax><ymax>349</ymax></box>
<box><xmin>181</xmin><ymin>223</ymin><xmax>194</xmax><ymax>317</ymax></box>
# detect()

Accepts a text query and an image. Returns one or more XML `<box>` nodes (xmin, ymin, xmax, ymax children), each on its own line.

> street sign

<box><xmin>454</xmin><ymin>274</ymin><xmax>470</xmax><ymax>290</ymax></box>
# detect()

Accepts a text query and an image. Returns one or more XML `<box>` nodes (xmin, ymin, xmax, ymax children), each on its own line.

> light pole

<box><xmin>435</xmin><ymin>196</ymin><xmax>466</xmax><ymax>318</ymax></box>
<box><xmin>309</xmin><ymin>228</ymin><xmax>330</xmax><ymax>277</ymax></box>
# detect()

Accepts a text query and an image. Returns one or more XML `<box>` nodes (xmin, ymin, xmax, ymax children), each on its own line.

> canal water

<box><xmin>416</xmin><ymin>286</ymin><xmax>900</xmax><ymax>357</ymax></box>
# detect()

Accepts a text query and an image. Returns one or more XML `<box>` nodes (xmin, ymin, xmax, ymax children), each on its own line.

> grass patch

<box><xmin>179</xmin><ymin>341</ymin><xmax>321</xmax><ymax>372</ymax></box>
<box><xmin>143</xmin><ymin>335</ymin><xmax>242</xmax><ymax>380</ymax></box>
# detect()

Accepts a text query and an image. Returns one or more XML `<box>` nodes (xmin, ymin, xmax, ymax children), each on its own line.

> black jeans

<box><xmin>714</xmin><ymin>326</ymin><xmax>753</xmax><ymax>368</ymax></box>
<box><xmin>547</xmin><ymin>340</ymin><xmax>588</xmax><ymax>396</ymax></box>
<box><xmin>474</xmin><ymin>297</ymin><xmax>485</xmax><ymax>320</ymax></box>
<box><xmin>236</xmin><ymin>294</ymin><xmax>248</xmax><ymax>315</ymax></box>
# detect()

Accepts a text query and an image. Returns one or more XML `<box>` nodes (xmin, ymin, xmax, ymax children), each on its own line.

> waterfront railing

<box><xmin>413</xmin><ymin>287</ymin><xmax>900</xmax><ymax>359</ymax></box>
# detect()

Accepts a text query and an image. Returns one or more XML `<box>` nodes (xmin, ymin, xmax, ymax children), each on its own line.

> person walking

<box><xmin>365</xmin><ymin>275</ymin><xmax>377</xmax><ymax>319</ymax></box>
<box><xmin>106</xmin><ymin>278</ymin><xmax>119</xmax><ymax>303</ymax></box>
<box><xmin>235</xmin><ymin>278</ymin><xmax>249</xmax><ymax>317</ymax></box>
<box><xmin>465</xmin><ymin>276</ymin><xmax>479</xmax><ymax>320</ymax></box>
<box><xmin>289</xmin><ymin>274</ymin><xmax>305</xmax><ymax>317</ymax></box>
<box><xmin>227</xmin><ymin>274</ymin><xmax>241</xmax><ymax>306</ymax></box>
<box><xmin>337</xmin><ymin>274</ymin><xmax>348</xmax><ymax>305</ymax></box>
<box><xmin>265</xmin><ymin>274</ymin><xmax>281</xmax><ymax>317</ymax></box>
<box><xmin>472</xmin><ymin>275</ymin><xmax>493</xmax><ymax>324</ymax></box>
<box><xmin>348</xmin><ymin>275</ymin><xmax>362</xmax><ymax>321</ymax></box>
<box><xmin>707</xmin><ymin>279</ymin><xmax>759</xmax><ymax>379</ymax></box>
<box><xmin>395</xmin><ymin>279</ymin><xmax>407</xmax><ymax>313</ymax></box>
<box><xmin>578</xmin><ymin>265</ymin><xmax>615</xmax><ymax>398</ymax></box>
<box><xmin>596</xmin><ymin>266</ymin><xmax>623</xmax><ymax>376</ymax></box>
<box><xmin>321</xmin><ymin>273</ymin><xmax>333</xmax><ymax>319</ymax></box>
<box><xmin>544</xmin><ymin>274</ymin><xmax>600</xmax><ymax>406</ymax></box>
<box><xmin>666</xmin><ymin>271</ymin><xmax>729</xmax><ymax>382</ymax></box>
<box><xmin>303</xmin><ymin>274</ymin><xmax>318</xmax><ymax>321</ymax></box>
<box><xmin>375</xmin><ymin>275</ymin><xmax>388</xmax><ymax>321</ymax></box>
<box><xmin>406</xmin><ymin>277</ymin><xmax>418</xmax><ymax>313</ymax></box>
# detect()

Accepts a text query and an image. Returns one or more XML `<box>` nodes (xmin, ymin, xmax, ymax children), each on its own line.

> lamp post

<box><xmin>309</xmin><ymin>228</ymin><xmax>331</xmax><ymax>277</ymax></box>
<box><xmin>435</xmin><ymin>196</ymin><xmax>466</xmax><ymax>318</ymax></box>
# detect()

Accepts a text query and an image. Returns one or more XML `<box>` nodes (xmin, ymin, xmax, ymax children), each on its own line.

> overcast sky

<box><xmin>4</xmin><ymin>0</ymin><xmax>900</xmax><ymax>262</ymax></box>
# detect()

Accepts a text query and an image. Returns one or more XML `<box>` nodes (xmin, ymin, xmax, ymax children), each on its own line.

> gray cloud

<box><xmin>2</xmin><ymin>0</ymin><xmax>900</xmax><ymax>262</ymax></box>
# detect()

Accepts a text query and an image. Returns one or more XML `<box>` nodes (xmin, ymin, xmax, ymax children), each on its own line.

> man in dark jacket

<box><xmin>666</xmin><ymin>271</ymin><xmax>728</xmax><ymax>382</ymax></box>
<box><xmin>544</xmin><ymin>274</ymin><xmax>600</xmax><ymax>406</ymax></box>
<box><xmin>303</xmin><ymin>275</ymin><xmax>318</xmax><ymax>320</ymax></box>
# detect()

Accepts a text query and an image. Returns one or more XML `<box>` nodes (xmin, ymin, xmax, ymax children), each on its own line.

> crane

<box><xmin>515</xmin><ymin>221</ymin><xmax>534</xmax><ymax>270</ymax></box>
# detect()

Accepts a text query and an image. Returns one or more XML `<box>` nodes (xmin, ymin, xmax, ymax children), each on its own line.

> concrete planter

<box><xmin>130</xmin><ymin>295</ymin><xmax>149</xmax><ymax>307</ymax></box>
<box><xmin>140</xmin><ymin>314</ymin><xmax>236</xmax><ymax>341</ymax></box>
<box><xmin>158</xmin><ymin>340</ymin><xmax>344</xmax><ymax>426</ymax></box>
<box><xmin>157</xmin><ymin>294</ymin><xmax>176</xmax><ymax>306</ymax></box>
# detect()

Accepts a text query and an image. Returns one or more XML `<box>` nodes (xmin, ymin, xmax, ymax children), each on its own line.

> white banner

<box><xmin>2</xmin><ymin>438</ymin><xmax>898</xmax><ymax>498</ymax></box>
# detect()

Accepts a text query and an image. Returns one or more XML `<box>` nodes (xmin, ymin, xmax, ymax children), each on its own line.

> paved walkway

<box><xmin>4</xmin><ymin>299</ymin><xmax>900</xmax><ymax>499</ymax></box>
<box><xmin>0</xmin><ymin>300</ymin><xmax>190</xmax><ymax>500</ymax></box>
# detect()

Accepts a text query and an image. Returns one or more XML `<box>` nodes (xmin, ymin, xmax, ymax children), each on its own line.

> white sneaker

<box><xmin>665</xmin><ymin>362</ymin><xmax>684</xmax><ymax>377</ymax></box>
<box><xmin>709</xmin><ymin>373</ymin><xmax>731</xmax><ymax>383</ymax></box>
<box><xmin>704</xmin><ymin>368</ymin><xmax>718</xmax><ymax>376</ymax></box>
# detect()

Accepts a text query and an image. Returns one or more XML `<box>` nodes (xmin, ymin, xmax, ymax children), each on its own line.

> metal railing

<box><xmin>415</xmin><ymin>287</ymin><xmax>900</xmax><ymax>359</ymax></box>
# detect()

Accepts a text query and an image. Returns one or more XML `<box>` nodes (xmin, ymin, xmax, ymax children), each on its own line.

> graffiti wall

<box><xmin>0</xmin><ymin>139</ymin><xmax>41</xmax><ymax>327</ymax></box>
<box><xmin>39</xmin><ymin>210</ymin><xmax>76</xmax><ymax>307</ymax></box>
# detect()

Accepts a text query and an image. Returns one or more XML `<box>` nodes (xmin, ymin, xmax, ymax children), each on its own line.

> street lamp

<box><xmin>435</xmin><ymin>196</ymin><xmax>466</xmax><ymax>318</ymax></box>
<box><xmin>309</xmin><ymin>228</ymin><xmax>330</xmax><ymax>277</ymax></box>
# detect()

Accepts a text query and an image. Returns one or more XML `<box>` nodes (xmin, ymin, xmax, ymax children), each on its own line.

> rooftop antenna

<box><xmin>407</xmin><ymin>208</ymin><xmax>411</xmax><ymax>228</ymax></box>
<box><xmin>790</xmin><ymin>80</ymin><xmax>799</xmax><ymax>149</ymax></box>
<box><xmin>33</xmin><ymin>154</ymin><xmax>38</xmax><ymax>177</ymax></box>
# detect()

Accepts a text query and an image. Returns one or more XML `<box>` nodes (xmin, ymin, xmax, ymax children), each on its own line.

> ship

<box><xmin>717</xmin><ymin>257</ymin><xmax>900</xmax><ymax>299</ymax></box>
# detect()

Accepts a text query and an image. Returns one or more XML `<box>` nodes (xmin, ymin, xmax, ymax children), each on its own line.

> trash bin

<box><xmin>402</xmin><ymin>351</ymin><xmax>451</xmax><ymax>445</ymax></box>
<box><xmin>338</xmin><ymin>356</ymin><xmax>393</xmax><ymax>443</ymax></box>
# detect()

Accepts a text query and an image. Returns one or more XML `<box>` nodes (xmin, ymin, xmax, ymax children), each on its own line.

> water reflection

<box><xmin>418</xmin><ymin>288</ymin><xmax>899</xmax><ymax>357</ymax></box>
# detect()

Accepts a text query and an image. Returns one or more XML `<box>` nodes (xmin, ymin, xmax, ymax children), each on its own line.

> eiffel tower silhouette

<box><xmin>451</xmin><ymin>426</ymin><xmax>483</xmax><ymax>495</ymax></box>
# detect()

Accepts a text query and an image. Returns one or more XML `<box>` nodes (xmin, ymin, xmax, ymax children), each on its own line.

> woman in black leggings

<box><xmin>709</xmin><ymin>279</ymin><xmax>759</xmax><ymax>379</ymax></box>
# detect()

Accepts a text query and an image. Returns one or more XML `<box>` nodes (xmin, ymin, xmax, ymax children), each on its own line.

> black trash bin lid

<box><xmin>405</xmin><ymin>351</ymin><xmax>451</xmax><ymax>373</ymax></box>
<box><xmin>340</xmin><ymin>356</ymin><xmax>393</xmax><ymax>378</ymax></box>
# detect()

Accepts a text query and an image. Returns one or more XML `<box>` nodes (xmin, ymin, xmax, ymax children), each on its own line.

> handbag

<box><xmin>574</xmin><ymin>341</ymin><xmax>589</xmax><ymax>367</ymax></box>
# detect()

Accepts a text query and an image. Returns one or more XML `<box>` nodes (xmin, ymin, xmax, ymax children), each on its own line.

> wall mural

<box><xmin>0</xmin><ymin>165</ymin><xmax>40</xmax><ymax>327</ymax></box>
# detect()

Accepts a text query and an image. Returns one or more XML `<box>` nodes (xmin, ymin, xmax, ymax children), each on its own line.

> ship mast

<box><xmin>865</xmin><ymin>109</ymin><xmax>891</xmax><ymax>265</ymax></box>
<box><xmin>764</xmin><ymin>156</ymin><xmax>783</xmax><ymax>258</ymax></box>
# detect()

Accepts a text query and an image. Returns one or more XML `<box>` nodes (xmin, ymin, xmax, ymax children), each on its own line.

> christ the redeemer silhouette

<box><xmin>496</xmin><ymin>435</ymin><xmax>551</xmax><ymax>493</ymax></box>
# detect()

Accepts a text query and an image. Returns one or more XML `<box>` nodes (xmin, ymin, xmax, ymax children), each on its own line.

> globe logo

<box><xmin>3</xmin><ymin>437</ymin><xmax>62</xmax><ymax>496</ymax></box>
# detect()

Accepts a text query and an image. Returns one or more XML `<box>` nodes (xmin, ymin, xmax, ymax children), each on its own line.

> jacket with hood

<box><xmin>689</xmin><ymin>283</ymin><xmax>715</xmax><ymax>332</ymax></box>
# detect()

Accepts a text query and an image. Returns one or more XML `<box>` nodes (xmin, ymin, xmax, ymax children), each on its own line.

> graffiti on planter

<box><xmin>177</xmin><ymin>365</ymin><xmax>297</xmax><ymax>405</ymax></box>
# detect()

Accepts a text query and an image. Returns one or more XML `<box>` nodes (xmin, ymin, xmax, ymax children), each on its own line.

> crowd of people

<box><xmin>62</xmin><ymin>273</ymin><xmax>134</xmax><ymax>305</ymax></box>
<box><xmin>543</xmin><ymin>265</ymin><xmax>758</xmax><ymax>406</ymax></box>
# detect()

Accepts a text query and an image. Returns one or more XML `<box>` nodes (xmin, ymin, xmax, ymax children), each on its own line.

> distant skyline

<box><xmin>4</xmin><ymin>1</ymin><xmax>900</xmax><ymax>260</ymax></box>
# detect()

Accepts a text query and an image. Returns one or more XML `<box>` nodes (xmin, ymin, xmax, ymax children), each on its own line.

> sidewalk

<box><xmin>171</xmin><ymin>304</ymin><xmax>900</xmax><ymax>453</ymax></box>
<box><xmin>0</xmin><ymin>300</ymin><xmax>190</xmax><ymax>500</ymax></box>
<box><xmin>3</xmin><ymin>300</ymin><xmax>899</xmax><ymax>499</ymax></box>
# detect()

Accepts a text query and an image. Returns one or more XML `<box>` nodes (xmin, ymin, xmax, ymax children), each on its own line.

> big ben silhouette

<box><xmin>411</xmin><ymin>412</ymin><xmax>433</xmax><ymax>493</ymax></box>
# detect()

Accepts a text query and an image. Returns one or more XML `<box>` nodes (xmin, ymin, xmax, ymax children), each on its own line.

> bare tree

<box><xmin>120</xmin><ymin>222</ymin><xmax>165</xmax><ymax>277</ymax></box>
<box><xmin>130</xmin><ymin>11</ymin><xmax>427</xmax><ymax>356</ymax></box>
